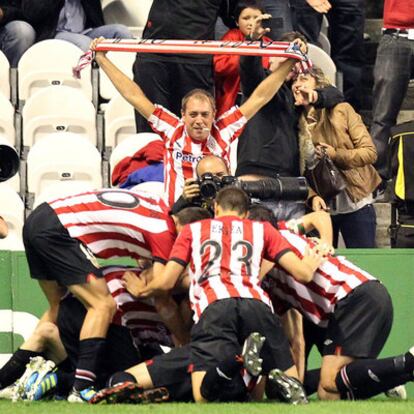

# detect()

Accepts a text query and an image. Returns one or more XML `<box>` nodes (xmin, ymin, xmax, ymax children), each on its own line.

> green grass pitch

<box><xmin>1</xmin><ymin>400</ymin><xmax>414</xmax><ymax>414</ymax></box>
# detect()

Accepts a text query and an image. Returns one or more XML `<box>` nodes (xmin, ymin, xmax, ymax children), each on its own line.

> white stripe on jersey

<box><xmin>66</xmin><ymin>224</ymin><xmax>145</xmax><ymax>242</ymax></box>
<box><xmin>87</xmin><ymin>239</ymin><xmax>152</xmax><ymax>258</ymax></box>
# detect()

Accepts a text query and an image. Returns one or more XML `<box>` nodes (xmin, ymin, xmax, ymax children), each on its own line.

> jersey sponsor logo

<box><xmin>174</xmin><ymin>151</ymin><xmax>202</xmax><ymax>163</ymax></box>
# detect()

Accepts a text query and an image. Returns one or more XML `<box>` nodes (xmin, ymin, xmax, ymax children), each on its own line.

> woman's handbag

<box><xmin>304</xmin><ymin>147</ymin><xmax>346</xmax><ymax>202</ymax></box>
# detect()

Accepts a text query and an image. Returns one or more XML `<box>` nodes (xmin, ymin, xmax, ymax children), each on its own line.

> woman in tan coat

<box><xmin>292</xmin><ymin>67</ymin><xmax>381</xmax><ymax>247</ymax></box>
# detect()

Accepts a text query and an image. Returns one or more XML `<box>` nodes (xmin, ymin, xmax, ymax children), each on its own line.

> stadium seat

<box><xmin>109</xmin><ymin>132</ymin><xmax>162</xmax><ymax>178</ymax></box>
<box><xmin>0</xmin><ymin>50</ymin><xmax>10</xmax><ymax>100</ymax></box>
<box><xmin>27</xmin><ymin>132</ymin><xmax>102</xmax><ymax>202</ymax></box>
<box><xmin>0</xmin><ymin>94</ymin><xmax>15</xmax><ymax>146</ymax></box>
<box><xmin>22</xmin><ymin>86</ymin><xmax>97</xmax><ymax>148</ymax></box>
<box><xmin>18</xmin><ymin>40</ymin><xmax>92</xmax><ymax>105</ymax></box>
<box><xmin>130</xmin><ymin>181</ymin><xmax>164</xmax><ymax>197</ymax></box>
<box><xmin>100</xmin><ymin>52</ymin><xmax>136</xmax><ymax>101</ymax></box>
<box><xmin>102</xmin><ymin>0</ymin><xmax>153</xmax><ymax>37</ymax></box>
<box><xmin>0</xmin><ymin>186</ymin><xmax>24</xmax><ymax>250</ymax></box>
<box><xmin>104</xmin><ymin>94</ymin><xmax>137</xmax><ymax>148</ymax></box>
<box><xmin>307</xmin><ymin>43</ymin><xmax>337</xmax><ymax>86</ymax></box>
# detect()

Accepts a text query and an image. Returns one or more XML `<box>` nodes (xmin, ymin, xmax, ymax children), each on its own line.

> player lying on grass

<box><xmin>248</xmin><ymin>205</ymin><xmax>414</xmax><ymax>401</ymax></box>
<box><xmin>0</xmin><ymin>265</ymin><xmax>184</xmax><ymax>401</ymax></box>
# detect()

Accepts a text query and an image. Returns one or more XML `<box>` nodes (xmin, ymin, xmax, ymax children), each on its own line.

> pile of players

<box><xmin>0</xmin><ymin>180</ymin><xmax>413</xmax><ymax>404</ymax></box>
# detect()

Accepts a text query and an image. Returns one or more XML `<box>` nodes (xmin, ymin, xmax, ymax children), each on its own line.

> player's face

<box><xmin>182</xmin><ymin>97</ymin><xmax>215</xmax><ymax>141</ymax></box>
<box><xmin>237</xmin><ymin>7</ymin><xmax>262</xmax><ymax>36</ymax></box>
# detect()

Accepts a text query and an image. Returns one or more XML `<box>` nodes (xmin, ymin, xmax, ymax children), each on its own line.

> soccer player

<box><xmin>91</xmin><ymin>36</ymin><xmax>307</xmax><ymax>206</ymax></box>
<box><xmin>128</xmin><ymin>186</ymin><xmax>325</xmax><ymax>402</ymax></box>
<box><xmin>0</xmin><ymin>265</ymin><xmax>179</xmax><ymax>401</ymax></box>
<box><xmin>22</xmin><ymin>188</ymin><xmax>210</xmax><ymax>401</ymax></box>
<box><xmin>255</xmin><ymin>210</ymin><xmax>414</xmax><ymax>401</ymax></box>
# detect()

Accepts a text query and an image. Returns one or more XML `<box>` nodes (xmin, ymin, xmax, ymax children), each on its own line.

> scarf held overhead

<box><xmin>73</xmin><ymin>38</ymin><xmax>312</xmax><ymax>78</ymax></box>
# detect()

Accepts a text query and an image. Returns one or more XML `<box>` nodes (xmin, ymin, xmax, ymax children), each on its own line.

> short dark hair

<box><xmin>215</xmin><ymin>187</ymin><xmax>250</xmax><ymax>215</ymax></box>
<box><xmin>234</xmin><ymin>0</ymin><xmax>265</xmax><ymax>22</ymax></box>
<box><xmin>181</xmin><ymin>89</ymin><xmax>216</xmax><ymax>112</ymax></box>
<box><xmin>248</xmin><ymin>204</ymin><xmax>277</xmax><ymax>228</ymax></box>
<box><xmin>174</xmin><ymin>207</ymin><xmax>212</xmax><ymax>226</ymax></box>
<box><xmin>279</xmin><ymin>31</ymin><xmax>307</xmax><ymax>44</ymax></box>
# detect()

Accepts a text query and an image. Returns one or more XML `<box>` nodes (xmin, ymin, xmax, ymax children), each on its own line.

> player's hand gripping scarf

<box><xmin>73</xmin><ymin>38</ymin><xmax>313</xmax><ymax>78</ymax></box>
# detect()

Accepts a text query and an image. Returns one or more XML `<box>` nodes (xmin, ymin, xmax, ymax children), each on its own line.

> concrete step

<box><xmin>374</xmin><ymin>202</ymin><xmax>391</xmax><ymax>248</ymax></box>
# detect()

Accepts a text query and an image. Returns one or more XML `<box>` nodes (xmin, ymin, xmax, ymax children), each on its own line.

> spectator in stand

<box><xmin>22</xmin><ymin>0</ymin><xmax>132</xmax><ymax>51</ymax></box>
<box><xmin>0</xmin><ymin>0</ymin><xmax>36</xmax><ymax>67</ymax></box>
<box><xmin>214</xmin><ymin>0</ymin><xmax>273</xmax><ymax>117</ymax></box>
<box><xmin>370</xmin><ymin>0</ymin><xmax>414</xmax><ymax>182</ymax></box>
<box><xmin>0</xmin><ymin>216</ymin><xmax>8</xmax><ymax>238</ymax></box>
<box><xmin>133</xmin><ymin>0</ymin><xmax>235</xmax><ymax>133</ymax></box>
<box><xmin>290</xmin><ymin>0</ymin><xmax>365</xmax><ymax>111</ymax></box>
<box><xmin>237</xmin><ymin>29</ymin><xmax>344</xmax><ymax>221</ymax></box>
<box><xmin>293</xmin><ymin>67</ymin><xmax>381</xmax><ymax>248</ymax></box>
<box><xmin>92</xmin><ymin>34</ymin><xmax>308</xmax><ymax>207</ymax></box>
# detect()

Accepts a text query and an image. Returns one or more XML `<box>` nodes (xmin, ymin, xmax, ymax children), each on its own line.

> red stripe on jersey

<box><xmin>332</xmin><ymin>256</ymin><xmax>370</xmax><ymax>284</ymax></box>
<box><xmin>153</xmin><ymin>106</ymin><xmax>180</xmax><ymax>131</ymax></box>
<box><xmin>98</xmin><ymin>247</ymin><xmax>142</xmax><ymax>259</ymax></box>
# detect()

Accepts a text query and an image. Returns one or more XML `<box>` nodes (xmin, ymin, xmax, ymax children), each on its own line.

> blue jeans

<box><xmin>0</xmin><ymin>20</ymin><xmax>36</xmax><ymax>67</ymax></box>
<box><xmin>55</xmin><ymin>24</ymin><xmax>133</xmax><ymax>51</ymax></box>
<box><xmin>370</xmin><ymin>34</ymin><xmax>414</xmax><ymax>179</ymax></box>
<box><xmin>331</xmin><ymin>204</ymin><xmax>377</xmax><ymax>248</ymax></box>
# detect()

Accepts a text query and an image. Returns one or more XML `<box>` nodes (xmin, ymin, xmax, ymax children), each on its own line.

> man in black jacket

<box><xmin>237</xmin><ymin>30</ymin><xmax>344</xmax><ymax>221</ymax></box>
<box><xmin>133</xmin><ymin>0</ymin><xmax>236</xmax><ymax>132</ymax></box>
<box><xmin>0</xmin><ymin>0</ymin><xmax>35</xmax><ymax>67</ymax></box>
<box><xmin>22</xmin><ymin>0</ymin><xmax>132</xmax><ymax>51</ymax></box>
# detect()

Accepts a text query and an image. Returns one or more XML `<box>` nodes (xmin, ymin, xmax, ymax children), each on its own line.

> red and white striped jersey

<box><xmin>48</xmin><ymin>189</ymin><xmax>176</xmax><ymax>262</ymax></box>
<box><xmin>148</xmin><ymin>105</ymin><xmax>247</xmax><ymax>206</ymax></box>
<box><xmin>169</xmin><ymin>216</ymin><xmax>292</xmax><ymax>322</ymax></box>
<box><xmin>263</xmin><ymin>222</ymin><xmax>376</xmax><ymax>327</ymax></box>
<box><xmin>103</xmin><ymin>266</ymin><xmax>173</xmax><ymax>347</ymax></box>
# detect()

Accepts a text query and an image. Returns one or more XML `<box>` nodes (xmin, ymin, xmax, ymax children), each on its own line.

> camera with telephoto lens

<box><xmin>197</xmin><ymin>173</ymin><xmax>308</xmax><ymax>201</ymax></box>
<box><xmin>0</xmin><ymin>138</ymin><xmax>19</xmax><ymax>183</ymax></box>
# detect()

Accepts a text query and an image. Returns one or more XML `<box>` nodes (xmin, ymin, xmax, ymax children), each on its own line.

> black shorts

<box><xmin>23</xmin><ymin>203</ymin><xmax>102</xmax><ymax>285</ymax></box>
<box><xmin>146</xmin><ymin>345</ymin><xmax>193</xmax><ymax>402</ymax></box>
<box><xmin>190</xmin><ymin>298</ymin><xmax>293</xmax><ymax>373</ymax></box>
<box><xmin>57</xmin><ymin>295</ymin><xmax>141</xmax><ymax>385</ymax></box>
<box><xmin>303</xmin><ymin>281</ymin><xmax>393</xmax><ymax>359</ymax></box>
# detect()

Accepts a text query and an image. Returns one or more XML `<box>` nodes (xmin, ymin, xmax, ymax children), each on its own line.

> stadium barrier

<box><xmin>0</xmin><ymin>249</ymin><xmax>413</xmax><ymax>398</ymax></box>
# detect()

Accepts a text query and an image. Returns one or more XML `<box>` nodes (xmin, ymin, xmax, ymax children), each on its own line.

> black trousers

<box><xmin>133</xmin><ymin>55</ymin><xmax>214</xmax><ymax>132</ymax></box>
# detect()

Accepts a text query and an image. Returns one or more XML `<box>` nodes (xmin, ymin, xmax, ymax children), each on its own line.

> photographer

<box><xmin>171</xmin><ymin>155</ymin><xmax>309</xmax><ymax>215</ymax></box>
<box><xmin>170</xmin><ymin>155</ymin><xmax>230</xmax><ymax>215</ymax></box>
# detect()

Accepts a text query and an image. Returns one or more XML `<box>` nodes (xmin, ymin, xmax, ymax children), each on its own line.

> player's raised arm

<box><xmin>91</xmin><ymin>38</ymin><xmax>155</xmax><ymax>119</ymax></box>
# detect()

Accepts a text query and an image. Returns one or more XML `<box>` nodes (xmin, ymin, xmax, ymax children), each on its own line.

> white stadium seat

<box><xmin>0</xmin><ymin>186</ymin><xmax>24</xmax><ymax>250</ymax></box>
<box><xmin>100</xmin><ymin>52</ymin><xmax>136</xmax><ymax>101</ymax></box>
<box><xmin>0</xmin><ymin>50</ymin><xmax>10</xmax><ymax>100</ymax></box>
<box><xmin>18</xmin><ymin>40</ymin><xmax>92</xmax><ymax>103</ymax></box>
<box><xmin>229</xmin><ymin>139</ymin><xmax>238</xmax><ymax>176</ymax></box>
<box><xmin>23</xmin><ymin>86</ymin><xmax>96</xmax><ymax>147</ymax></box>
<box><xmin>0</xmin><ymin>94</ymin><xmax>15</xmax><ymax>146</ymax></box>
<box><xmin>104</xmin><ymin>94</ymin><xmax>137</xmax><ymax>148</ymax></box>
<box><xmin>130</xmin><ymin>181</ymin><xmax>164</xmax><ymax>197</ymax></box>
<box><xmin>109</xmin><ymin>132</ymin><xmax>162</xmax><ymax>178</ymax></box>
<box><xmin>102</xmin><ymin>0</ymin><xmax>153</xmax><ymax>37</ymax></box>
<box><xmin>27</xmin><ymin>132</ymin><xmax>102</xmax><ymax>200</ymax></box>
<box><xmin>308</xmin><ymin>43</ymin><xmax>337</xmax><ymax>86</ymax></box>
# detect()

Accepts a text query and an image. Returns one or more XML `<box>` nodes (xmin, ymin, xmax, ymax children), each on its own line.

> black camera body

<box><xmin>197</xmin><ymin>173</ymin><xmax>308</xmax><ymax>202</ymax></box>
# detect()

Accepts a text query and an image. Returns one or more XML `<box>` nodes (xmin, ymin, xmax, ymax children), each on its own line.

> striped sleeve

<box><xmin>148</xmin><ymin>105</ymin><xmax>181</xmax><ymax>142</ymax></box>
<box><xmin>215</xmin><ymin>106</ymin><xmax>247</xmax><ymax>144</ymax></box>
